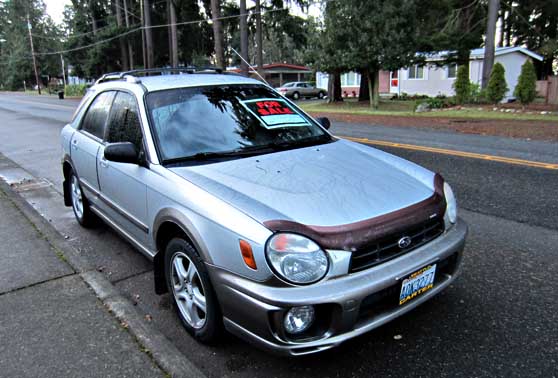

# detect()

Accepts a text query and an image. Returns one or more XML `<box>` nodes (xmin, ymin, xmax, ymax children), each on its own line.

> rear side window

<box><xmin>106</xmin><ymin>92</ymin><xmax>143</xmax><ymax>151</ymax></box>
<box><xmin>80</xmin><ymin>91</ymin><xmax>115</xmax><ymax>139</ymax></box>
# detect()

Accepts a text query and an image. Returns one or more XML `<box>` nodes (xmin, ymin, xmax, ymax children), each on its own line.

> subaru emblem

<box><xmin>398</xmin><ymin>236</ymin><xmax>412</xmax><ymax>249</ymax></box>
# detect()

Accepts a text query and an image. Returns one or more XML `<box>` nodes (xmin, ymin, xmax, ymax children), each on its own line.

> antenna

<box><xmin>230</xmin><ymin>47</ymin><xmax>270</xmax><ymax>86</ymax></box>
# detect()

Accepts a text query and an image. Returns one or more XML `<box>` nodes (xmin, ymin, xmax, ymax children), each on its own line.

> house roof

<box><xmin>424</xmin><ymin>46</ymin><xmax>543</xmax><ymax>62</ymax></box>
<box><xmin>228</xmin><ymin>63</ymin><xmax>311</xmax><ymax>73</ymax></box>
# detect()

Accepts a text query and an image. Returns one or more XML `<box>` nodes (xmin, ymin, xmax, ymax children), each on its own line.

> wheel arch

<box><xmin>62</xmin><ymin>155</ymin><xmax>75</xmax><ymax>207</ymax></box>
<box><xmin>152</xmin><ymin>209</ymin><xmax>212</xmax><ymax>295</ymax></box>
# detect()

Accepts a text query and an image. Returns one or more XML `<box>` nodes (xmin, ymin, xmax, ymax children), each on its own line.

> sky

<box><xmin>44</xmin><ymin>0</ymin><xmax>71</xmax><ymax>24</ymax></box>
<box><xmin>44</xmin><ymin>0</ymin><xmax>321</xmax><ymax>26</ymax></box>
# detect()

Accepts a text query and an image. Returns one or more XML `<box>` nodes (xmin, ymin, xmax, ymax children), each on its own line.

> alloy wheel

<box><xmin>171</xmin><ymin>251</ymin><xmax>207</xmax><ymax>329</ymax></box>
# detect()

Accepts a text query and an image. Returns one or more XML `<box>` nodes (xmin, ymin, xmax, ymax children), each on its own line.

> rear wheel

<box><xmin>164</xmin><ymin>237</ymin><xmax>222</xmax><ymax>343</ymax></box>
<box><xmin>292</xmin><ymin>91</ymin><xmax>300</xmax><ymax>100</ymax></box>
<box><xmin>69</xmin><ymin>171</ymin><xmax>95</xmax><ymax>227</ymax></box>
<box><xmin>318</xmin><ymin>91</ymin><xmax>325</xmax><ymax>99</ymax></box>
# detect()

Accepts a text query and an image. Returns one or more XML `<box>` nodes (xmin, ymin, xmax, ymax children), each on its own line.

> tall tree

<box><xmin>114</xmin><ymin>0</ymin><xmax>129</xmax><ymax>70</ymax></box>
<box><xmin>210</xmin><ymin>0</ymin><xmax>225</xmax><ymax>68</ymax></box>
<box><xmin>123</xmin><ymin>0</ymin><xmax>133</xmax><ymax>69</ymax></box>
<box><xmin>482</xmin><ymin>0</ymin><xmax>500</xmax><ymax>89</ymax></box>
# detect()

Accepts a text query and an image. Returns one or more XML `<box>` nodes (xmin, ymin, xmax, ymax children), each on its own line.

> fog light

<box><xmin>283</xmin><ymin>305</ymin><xmax>315</xmax><ymax>334</ymax></box>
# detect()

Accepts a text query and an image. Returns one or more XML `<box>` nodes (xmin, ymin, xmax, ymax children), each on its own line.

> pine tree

<box><xmin>486</xmin><ymin>62</ymin><xmax>508</xmax><ymax>104</ymax></box>
<box><xmin>514</xmin><ymin>60</ymin><xmax>537</xmax><ymax>106</ymax></box>
<box><xmin>453</xmin><ymin>65</ymin><xmax>470</xmax><ymax>104</ymax></box>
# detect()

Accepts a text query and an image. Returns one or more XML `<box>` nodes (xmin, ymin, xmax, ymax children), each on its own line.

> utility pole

<box><xmin>482</xmin><ymin>0</ymin><xmax>500</xmax><ymax>89</ymax></box>
<box><xmin>168</xmin><ymin>0</ymin><xmax>178</xmax><ymax>67</ymax></box>
<box><xmin>143</xmin><ymin>0</ymin><xmax>154</xmax><ymax>69</ymax></box>
<box><xmin>255</xmin><ymin>0</ymin><xmax>263</xmax><ymax>78</ymax></box>
<box><xmin>60</xmin><ymin>54</ymin><xmax>66</xmax><ymax>87</ymax></box>
<box><xmin>27</xmin><ymin>13</ymin><xmax>41</xmax><ymax>94</ymax></box>
<box><xmin>239</xmin><ymin>0</ymin><xmax>249</xmax><ymax>76</ymax></box>
<box><xmin>140</xmin><ymin>0</ymin><xmax>147</xmax><ymax>68</ymax></box>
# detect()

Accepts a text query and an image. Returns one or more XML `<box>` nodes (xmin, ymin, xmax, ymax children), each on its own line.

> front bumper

<box><xmin>208</xmin><ymin>219</ymin><xmax>468</xmax><ymax>356</ymax></box>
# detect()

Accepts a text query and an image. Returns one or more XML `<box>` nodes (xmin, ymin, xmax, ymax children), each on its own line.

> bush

<box><xmin>64</xmin><ymin>84</ymin><xmax>88</xmax><ymax>97</ymax></box>
<box><xmin>514</xmin><ymin>60</ymin><xmax>537</xmax><ymax>106</ymax></box>
<box><xmin>453</xmin><ymin>65</ymin><xmax>470</xmax><ymax>104</ymax></box>
<box><xmin>486</xmin><ymin>63</ymin><xmax>508</xmax><ymax>104</ymax></box>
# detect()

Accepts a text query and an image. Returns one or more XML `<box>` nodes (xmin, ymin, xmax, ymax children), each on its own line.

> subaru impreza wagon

<box><xmin>60</xmin><ymin>68</ymin><xmax>467</xmax><ymax>356</ymax></box>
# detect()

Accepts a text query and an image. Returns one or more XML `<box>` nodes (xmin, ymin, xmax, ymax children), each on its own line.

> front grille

<box><xmin>349</xmin><ymin>218</ymin><xmax>445</xmax><ymax>273</ymax></box>
<box><xmin>357</xmin><ymin>251</ymin><xmax>459</xmax><ymax>321</ymax></box>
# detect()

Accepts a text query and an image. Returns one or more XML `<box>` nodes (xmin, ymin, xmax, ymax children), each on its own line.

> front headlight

<box><xmin>443</xmin><ymin>182</ymin><xmax>457</xmax><ymax>224</ymax></box>
<box><xmin>266</xmin><ymin>233</ymin><xmax>329</xmax><ymax>285</ymax></box>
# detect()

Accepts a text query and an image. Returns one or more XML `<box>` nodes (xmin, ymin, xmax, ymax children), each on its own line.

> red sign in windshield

<box><xmin>254</xmin><ymin>101</ymin><xmax>295</xmax><ymax>116</ymax></box>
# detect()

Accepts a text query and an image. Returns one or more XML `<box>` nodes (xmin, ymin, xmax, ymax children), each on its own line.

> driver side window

<box><xmin>106</xmin><ymin>92</ymin><xmax>143</xmax><ymax>153</ymax></box>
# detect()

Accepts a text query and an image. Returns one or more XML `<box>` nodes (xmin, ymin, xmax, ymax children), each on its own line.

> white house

<box><xmin>316</xmin><ymin>47</ymin><xmax>543</xmax><ymax>101</ymax></box>
<box><xmin>394</xmin><ymin>46</ymin><xmax>543</xmax><ymax>100</ymax></box>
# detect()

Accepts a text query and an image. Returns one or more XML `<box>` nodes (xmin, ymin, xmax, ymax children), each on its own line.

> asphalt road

<box><xmin>0</xmin><ymin>92</ymin><xmax>557</xmax><ymax>378</ymax></box>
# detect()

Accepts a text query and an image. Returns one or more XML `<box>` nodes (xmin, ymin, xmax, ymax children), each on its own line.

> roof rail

<box><xmin>95</xmin><ymin>66</ymin><xmax>237</xmax><ymax>85</ymax></box>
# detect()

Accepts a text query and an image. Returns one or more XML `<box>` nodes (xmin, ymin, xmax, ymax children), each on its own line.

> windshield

<box><xmin>146</xmin><ymin>84</ymin><xmax>331</xmax><ymax>163</ymax></box>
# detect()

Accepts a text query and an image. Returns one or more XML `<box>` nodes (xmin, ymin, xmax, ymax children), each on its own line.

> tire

<box><xmin>318</xmin><ymin>91</ymin><xmax>325</xmax><ymax>99</ymax></box>
<box><xmin>164</xmin><ymin>237</ymin><xmax>222</xmax><ymax>343</ymax></box>
<box><xmin>69</xmin><ymin>170</ymin><xmax>96</xmax><ymax>227</ymax></box>
<box><xmin>292</xmin><ymin>91</ymin><xmax>300</xmax><ymax>100</ymax></box>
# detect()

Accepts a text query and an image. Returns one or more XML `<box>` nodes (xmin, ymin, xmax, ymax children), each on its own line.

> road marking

<box><xmin>341</xmin><ymin>136</ymin><xmax>558</xmax><ymax>170</ymax></box>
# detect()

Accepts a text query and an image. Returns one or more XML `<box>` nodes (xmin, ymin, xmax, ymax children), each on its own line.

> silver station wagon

<box><xmin>60</xmin><ymin>68</ymin><xmax>467</xmax><ymax>356</ymax></box>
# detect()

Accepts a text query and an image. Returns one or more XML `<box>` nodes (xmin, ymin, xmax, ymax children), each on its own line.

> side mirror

<box><xmin>104</xmin><ymin>142</ymin><xmax>140</xmax><ymax>164</ymax></box>
<box><xmin>316</xmin><ymin>116</ymin><xmax>331</xmax><ymax>130</ymax></box>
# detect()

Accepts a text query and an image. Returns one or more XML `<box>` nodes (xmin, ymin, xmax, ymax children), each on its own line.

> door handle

<box><xmin>99</xmin><ymin>158</ymin><xmax>109</xmax><ymax>168</ymax></box>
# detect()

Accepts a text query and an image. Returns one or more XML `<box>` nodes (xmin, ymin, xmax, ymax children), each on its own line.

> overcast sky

<box><xmin>43</xmin><ymin>0</ymin><xmax>320</xmax><ymax>26</ymax></box>
<box><xmin>44</xmin><ymin>0</ymin><xmax>71</xmax><ymax>24</ymax></box>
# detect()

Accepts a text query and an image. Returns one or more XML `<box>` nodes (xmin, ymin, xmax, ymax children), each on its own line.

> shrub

<box><xmin>514</xmin><ymin>60</ymin><xmax>537</xmax><ymax>106</ymax></box>
<box><xmin>486</xmin><ymin>63</ymin><xmax>508</xmax><ymax>104</ymax></box>
<box><xmin>453</xmin><ymin>65</ymin><xmax>470</xmax><ymax>104</ymax></box>
<box><xmin>64</xmin><ymin>84</ymin><xmax>88</xmax><ymax>97</ymax></box>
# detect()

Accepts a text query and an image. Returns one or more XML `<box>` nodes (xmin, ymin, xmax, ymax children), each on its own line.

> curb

<box><xmin>0</xmin><ymin>156</ymin><xmax>206</xmax><ymax>378</ymax></box>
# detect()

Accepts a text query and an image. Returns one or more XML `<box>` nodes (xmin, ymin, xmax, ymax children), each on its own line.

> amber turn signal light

<box><xmin>239</xmin><ymin>239</ymin><xmax>257</xmax><ymax>270</ymax></box>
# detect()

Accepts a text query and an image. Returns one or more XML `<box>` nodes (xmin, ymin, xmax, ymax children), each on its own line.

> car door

<box><xmin>97</xmin><ymin>91</ymin><xmax>149</xmax><ymax>245</ymax></box>
<box><xmin>71</xmin><ymin>91</ymin><xmax>116</xmax><ymax>202</ymax></box>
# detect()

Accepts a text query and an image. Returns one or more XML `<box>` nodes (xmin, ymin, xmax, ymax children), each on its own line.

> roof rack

<box><xmin>95</xmin><ymin>66</ymin><xmax>235</xmax><ymax>85</ymax></box>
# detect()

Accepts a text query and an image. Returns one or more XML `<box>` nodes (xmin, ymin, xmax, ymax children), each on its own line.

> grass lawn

<box><xmin>300</xmin><ymin>99</ymin><xmax>558</xmax><ymax>122</ymax></box>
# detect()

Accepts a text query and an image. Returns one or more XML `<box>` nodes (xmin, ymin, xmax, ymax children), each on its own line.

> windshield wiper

<box><xmin>273</xmin><ymin>134</ymin><xmax>332</xmax><ymax>150</ymax></box>
<box><xmin>163</xmin><ymin>145</ymin><xmax>277</xmax><ymax>165</ymax></box>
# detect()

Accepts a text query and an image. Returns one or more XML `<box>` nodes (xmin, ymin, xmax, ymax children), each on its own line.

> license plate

<box><xmin>399</xmin><ymin>264</ymin><xmax>437</xmax><ymax>305</ymax></box>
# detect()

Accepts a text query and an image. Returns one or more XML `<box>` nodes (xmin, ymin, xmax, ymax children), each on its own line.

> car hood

<box><xmin>169</xmin><ymin>139</ymin><xmax>436</xmax><ymax>227</ymax></box>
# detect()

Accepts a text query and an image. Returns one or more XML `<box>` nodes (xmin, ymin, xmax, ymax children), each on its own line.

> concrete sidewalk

<box><xmin>0</xmin><ymin>189</ymin><xmax>165</xmax><ymax>378</ymax></box>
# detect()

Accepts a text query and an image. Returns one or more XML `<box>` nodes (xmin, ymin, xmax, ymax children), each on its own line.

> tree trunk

<box><xmin>482</xmin><ymin>0</ymin><xmax>499</xmax><ymax>89</ymax></box>
<box><xmin>123</xmin><ymin>0</ymin><xmax>133</xmax><ymax>69</ymax></box>
<box><xmin>115</xmin><ymin>0</ymin><xmax>129</xmax><ymax>71</ymax></box>
<box><xmin>143</xmin><ymin>0</ymin><xmax>154</xmax><ymax>69</ymax></box>
<box><xmin>367</xmin><ymin>69</ymin><xmax>379</xmax><ymax>109</ymax></box>
<box><xmin>358</xmin><ymin>70</ymin><xmax>369</xmax><ymax>101</ymax></box>
<box><xmin>239</xmin><ymin>0</ymin><xmax>249</xmax><ymax>75</ymax></box>
<box><xmin>255</xmin><ymin>0</ymin><xmax>263</xmax><ymax>78</ymax></box>
<box><xmin>210</xmin><ymin>0</ymin><xmax>225</xmax><ymax>69</ymax></box>
<box><xmin>89</xmin><ymin>0</ymin><xmax>98</xmax><ymax>35</ymax></box>
<box><xmin>327</xmin><ymin>71</ymin><xmax>343</xmax><ymax>103</ymax></box>
<box><xmin>169</xmin><ymin>0</ymin><xmax>178</xmax><ymax>67</ymax></box>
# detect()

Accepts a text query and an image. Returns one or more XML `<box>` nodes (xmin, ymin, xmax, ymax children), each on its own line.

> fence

<box><xmin>537</xmin><ymin>76</ymin><xmax>558</xmax><ymax>105</ymax></box>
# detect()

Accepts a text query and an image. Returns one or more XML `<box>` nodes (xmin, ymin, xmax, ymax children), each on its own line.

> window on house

<box><xmin>408</xmin><ymin>65</ymin><xmax>425</xmax><ymax>80</ymax></box>
<box><xmin>447</xmin><ymin>64</ymin><xmax>458</xmax><ymax>79</ymax></box>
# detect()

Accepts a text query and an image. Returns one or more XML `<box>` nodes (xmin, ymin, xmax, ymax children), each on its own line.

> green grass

<box><xmin>300</xmin><ymin>99</ymin><xmax>558</xmax><ymax>122</ymax></box>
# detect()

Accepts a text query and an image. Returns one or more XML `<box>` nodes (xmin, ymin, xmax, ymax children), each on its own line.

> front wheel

<box><xmin>69</xmin><ymin>171</ymin><xmax>96</xmax><ymax>227</ymax></box>
<box><xmin>164</xmin><ymin>238</ymin><xmax>222</xmax><ymax>343</ymax></box>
